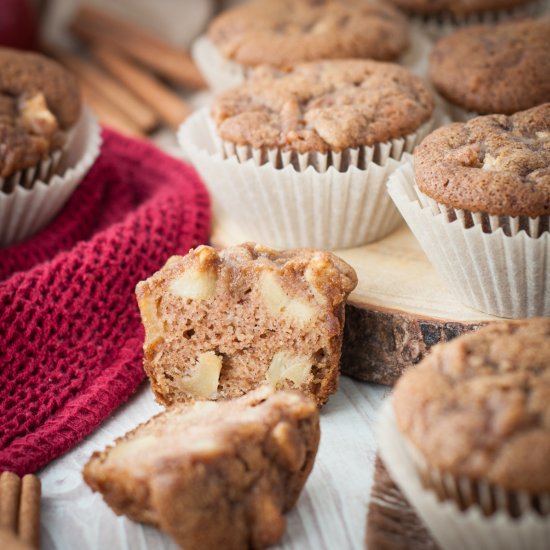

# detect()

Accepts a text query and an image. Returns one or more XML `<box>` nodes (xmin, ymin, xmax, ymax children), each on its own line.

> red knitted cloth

<box><xmin>0</xmin><ymin>129</ymin><xmax>211</xmax><ymax>475</ymax></box>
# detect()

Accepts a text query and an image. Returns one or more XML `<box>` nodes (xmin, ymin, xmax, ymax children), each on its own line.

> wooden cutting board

<box><xmin>211</xmin><ymin>216</ymin><xmax>498</xmax><ymax>385</ymax></box>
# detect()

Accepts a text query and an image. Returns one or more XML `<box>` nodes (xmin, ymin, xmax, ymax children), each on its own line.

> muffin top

<box><xmin>208</xmin><ymin>0</ymin><xmax>410</xmax><ymax>68</ymax></box>
<box><xmin>212</xmin><ymin>60</ymin><xmax>434</xmax><ymax>154</ymax></box>
<box><xmin>414</xmin><ymin>104</ymin><xmax>550</xmax><ymax>217</ymax></box>
<box><xmin>387</xmin><ymin>0</ymin><xmax>531</xmax><ymax>15</ymax></box>
<box><xmin>430</xmin><ymin>18</ymin><xmax>550</xmax><ymax>115</ymax></box>
<box><xmin>393</xmin><ymin>319</ymin><xmax>550</xmax><ymax>494</ymax></box>
<box><xmin>0</xmin><ymin>48</ymin><xmax>81</xmax><ymax>179</ymax></box>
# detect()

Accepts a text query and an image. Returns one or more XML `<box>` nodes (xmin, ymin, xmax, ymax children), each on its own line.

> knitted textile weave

<box><xmin>0</xmin><ymin>129</ymin><xmax>211</xmax><ymax>475</ymax></box>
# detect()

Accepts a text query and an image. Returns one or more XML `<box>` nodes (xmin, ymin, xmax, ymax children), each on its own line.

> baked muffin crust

<box><xmin>208</xmin><ymin>0</ymin><xmax>410</xmax><ymax>67</ymax></box>
<box><xmin>393</xmin><ymin>319</ymin><xmax>550</xmax><ymax>494</ymax></box>
<box><xmin>0</xmin><ymin>48</ymin><xmax>81</xmax><ymax>178</ymax></box>
<box><xmin>388</xmin><ymin>0</ymin><xmax>531</xmax><ymax>15</ymax></box>
<box><xmin>84</xmin><ymin>387</ymin><xmax>320</xmax><ymax>550</ymax></box>
<box><xmin>430</xmin><ymin>18</ymin><xmax>550</xmax><ymax>115</ymax></box>
<box><xmin>414</xmin><ymin>104</ymin><xmax>550</xmax><ymax>217</ymax></box>
<box><xmin>212</xmin><ymin>60</ymin><xmax>434</xmax><ymax>154</ymax></box>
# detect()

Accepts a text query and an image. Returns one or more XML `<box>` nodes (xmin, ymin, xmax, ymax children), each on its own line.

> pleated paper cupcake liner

<box><xmin>387</xmin><ymin>158</ymin><xmax>550</xmax><ymax>318</ymax></box>
<box><xmin>191</xmin><ymin>35</ymin><xmax>248</xmax><ymax>92</ymax></box>
<box><xmin>217</xmin><ymin>113</ymin><xmax>434</xmax><ymax>172</ymax></box>
<box><xmin>178</xmin><ymin>108</ymin><xmax>417</xmax><ymax>249</ymax></box>
<box><xmin>0</xmin><ymin>107</ymin><xmax>102</xmax><ymax>247</ymax></box>
<box><xmin>377</xmin><ymin>399</ymin><xmax>550</xmax><ymax>550</ymax></box>
<box><xmin>406</xmin><ymin>0</ymin><xmax>543</xmax><ymax>39</ymax></box>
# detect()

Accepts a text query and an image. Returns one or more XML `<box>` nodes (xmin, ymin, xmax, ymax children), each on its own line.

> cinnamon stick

<box><xmin>47</xmin><ymin>45</ymin><xmax>158</xmax><ymax>133</ymax></box>
<box><xmin>18</xmin><ymin>475</ymin><xmax>40</xmax><ymax>549</ymax></box>
<box><xmin>72</xmin><ymin>5</ymin><xmax>207</xmax><ymax>90</ymax></box>
<box><xmin>0</xmin><ymin>472</ymin><xmax>20</xmax><ymax>534</ymax></box>
<box><xmin>90</xmin><ymin>44</ymin><xmax>191</xmax><ymax>129</ymax></box>
<box><xmin>79</xmin><ymin>80</ymin><xmax>144</xmax><ymax>138</ymax></box>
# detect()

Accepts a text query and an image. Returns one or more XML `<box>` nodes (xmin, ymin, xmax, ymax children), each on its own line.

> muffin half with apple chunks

<box><xmin>136</xmin><ymin>242</ymin><xmax>357</xmax><ymax>406</ymax></box>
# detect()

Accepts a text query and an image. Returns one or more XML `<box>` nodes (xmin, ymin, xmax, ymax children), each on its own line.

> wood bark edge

<box><xmin>341</xmin><ymin>304</ymin><xmax>487</xmax><ymax>385</ymax></box>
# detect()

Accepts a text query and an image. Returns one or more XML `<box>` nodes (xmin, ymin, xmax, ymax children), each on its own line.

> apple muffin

<box><xmin>0</xmin><ymin>47</ymin><xmax>81</xmax><ymax>187</ymax></box>
<box><xmin>84</xmin><ymin>387</ymin><xmax>320</xmax><ymax>550</ymax></box>
<box><xmin>136</xmin><ymin>242</ymin><xmax>357</xmax><ymax>406</ymax></box>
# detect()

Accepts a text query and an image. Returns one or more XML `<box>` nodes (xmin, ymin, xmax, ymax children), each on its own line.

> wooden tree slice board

<box><xmin>367</xmin><ymin>455</ymin><xmax>439</xmax><ymax>550</ymax></box>
<box><xmin>211</xmin><ymin>215</ymin><xmax>500</xmax><ymax>385</ymax></box>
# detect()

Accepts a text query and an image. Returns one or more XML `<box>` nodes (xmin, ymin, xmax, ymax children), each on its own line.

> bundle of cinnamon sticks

<box><xmin>48</xmin><ymin>5</ymin><xmax>208</xmax><ymax>137</ymax></box>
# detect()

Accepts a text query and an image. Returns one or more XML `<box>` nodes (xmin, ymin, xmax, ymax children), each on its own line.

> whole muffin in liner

<box><xmin>0</xmin><ymin>106</ymin><xmax>102</xmax><ymax>247</ymax></box>
<box><xmin>429</xmin><ymin>18</ymin><xmax>550</xmax><ymax>122</ymax></box>
<box><xmin>377</xmin><ymin>319</ymin><xmax>550</xmax><ymax>550</ymax></box>
<box><xmin>0</xmin><ymin>47</ymin><xmax>83</xmax><ymax>192</ymax></box>
<box><xmin>192</xmin><ymin>0</ymin><xmax>410</xmax><ymax>92</ymax></box>
<box><xmin>388</xmin><ymin>106</ymin><xmax>550</xmax><ymax>318</ymax></box>
<box><xmin>388</xmin><ymin>0</ymin><xmax>543</xmax><ymax>39</ymax></box>
<box><xmin>179</xmin><ymin>60</ymin><xmax>435</xmax><ymax>250</ymax></box>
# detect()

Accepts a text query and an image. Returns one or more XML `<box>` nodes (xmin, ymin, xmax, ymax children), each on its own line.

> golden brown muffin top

<box><xmin>388</xmin><ymin>0</ymin><xmax>530</xmax><ymax>15</ymax></box>
<box><xmin>0</xmin><ymin>48</ymin><xmax>81</xmax><ymax>178</ymax></box>
<box><xmin>208</xmin><ymin>0</ymin><xmax>410</xmax><ymax>67</ymax></box>
<box><xmin>414</xmin><ymin>104</ymin><xmax>550</xmax><ymax>217</ymax></box>
<box><xmin>212</xmin><ymin>60</ymin><xmax>434</xmax><ymax>153</ymax></box>
<box><xmin>393</xmin><ymin>319</ymin><xmax>550</xmax><ymax>494</ymax></box>
<box><xmin>430</xmin><ymin>18</ymin><xmax>550</xmax><ymax>115</ymax></box>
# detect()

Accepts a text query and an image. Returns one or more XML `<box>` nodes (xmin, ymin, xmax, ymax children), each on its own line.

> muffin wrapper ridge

<box><xmin>178</xmin><ymin>108</ymin><xmax>433</xmax><ymax>249</ymax></box>
<box><xmin>0</xmin><ymin>107</ymin><xmax>102</xmax><ymax>247</ymax></box>
<box><xmin>192</xmin><ymin>35</ymin><xmax>249</xmax><ymax>92</ymax></box>
<box><xmin>405</xmin><ymin>0</ymin><xmax>543</xmax><ymax>39</ymax></box>
<box><xmin>0</xmin><ymin>149</ymin><xmax>64</xmax><ymax>194</ymax></box>
<box><xmin>387</xmin><ymin>158</ymin><xmax>550</xmax><ymax>318</ymax></box>
<box><xmin>377</xmin><ymin>399</ymin><xmax>550</xmax><ymax>550</ymax></box>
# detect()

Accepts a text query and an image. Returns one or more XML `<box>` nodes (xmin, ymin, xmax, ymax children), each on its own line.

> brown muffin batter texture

<box><xmin>208</xmin><ymin>0</ymin><xmax>410</xmax><ymax>67</ymax></box>
<box><xmin>430</xmin><ymin>18</ymin><xmax>550</xmax><ymax>115</ymax></box>
<box><xmin>388</xmin><ymin>0</ymin><xmax>531</xmax><ymax>15</ymax></box>
<box><xmin>414</xmin><ymin>104</ymin><xmax>550</xmax><ymax>217</ymax></box>
<box><xmin>136</xmin><ymin>243</ymin><xmax>357</xmax><ymax>407</ymax></box>
<box><xmin>393</xmin><ymin>319</ymin><xmax>550</xmax><ymax>494</ymax></box>
<box><xmin>212</xmin><ymin>60</ymin><xmax>434</xmax><ymax>154</ymax></box>
<box><xmin>0</xmin><ymin>48</ymin><xmax>81</xmax><ymax>178</ymax></box>
<box><xmin>84</xmin><ymin>387</ymin><xmax>320</xmax><ymax>550</ymax></box>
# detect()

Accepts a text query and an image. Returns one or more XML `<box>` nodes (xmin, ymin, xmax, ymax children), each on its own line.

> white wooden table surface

<box><xmin>39</xmin><ymin>378</ymin><xmax>388</xmax><ymax>550</ymax></box>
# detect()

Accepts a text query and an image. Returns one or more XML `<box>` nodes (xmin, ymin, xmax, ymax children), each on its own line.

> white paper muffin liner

<box><xmin>406</xmin><ymin>0</ymin><xmax>543</xmax><ymax>39</ymax></box>
<box><xmin>387</xmin><ymin>158</ymin><xmax>550</xmax><ymax>317</ymax></box>
<box><xmin>192</xmin><ymin>35</ymin><xmax>248</xmax><ymax>92</ymax></box>
<box><xmin>178</xmin><ymin>108</ymin><xmax>434</xmax><ymax>249</ymax></box>
<box><xmin>0</xmin><ymin>107</ymin><xmax>102</xmax><ymax>247</ymax></box>
<box><xmin>377</xmin><ymin>399</ymin><xmax>550</xmax><ymax>550</ymax></box>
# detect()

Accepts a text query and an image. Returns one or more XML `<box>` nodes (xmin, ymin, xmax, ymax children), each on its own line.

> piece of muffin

<box><xmin>84</xmin><ymin>387</ymin><xmax>320</xmax><ymax>550</ymax></box>
<box><xmin>0</xmin><ymin>47</ymin><xmax>82</xmax><ymax>184</ymax></box>
<box><xmin>429</xmin><ymin>18</ymin><xmax>550</xmax><ymax>117</ymax></box>
<box><xmin>208</xmin><ymin>0</ymin><xmax>410</xmax><ymax>69</ymax></box>
<box><xmin>136</xmin><ymin>243</ymin><xmax>357</xmax><ymax>407</ymax></box>
<box><xmin>392</xmin><ymin>318</ymin><xmax>550</xmax><ymax>513</ymax></box>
